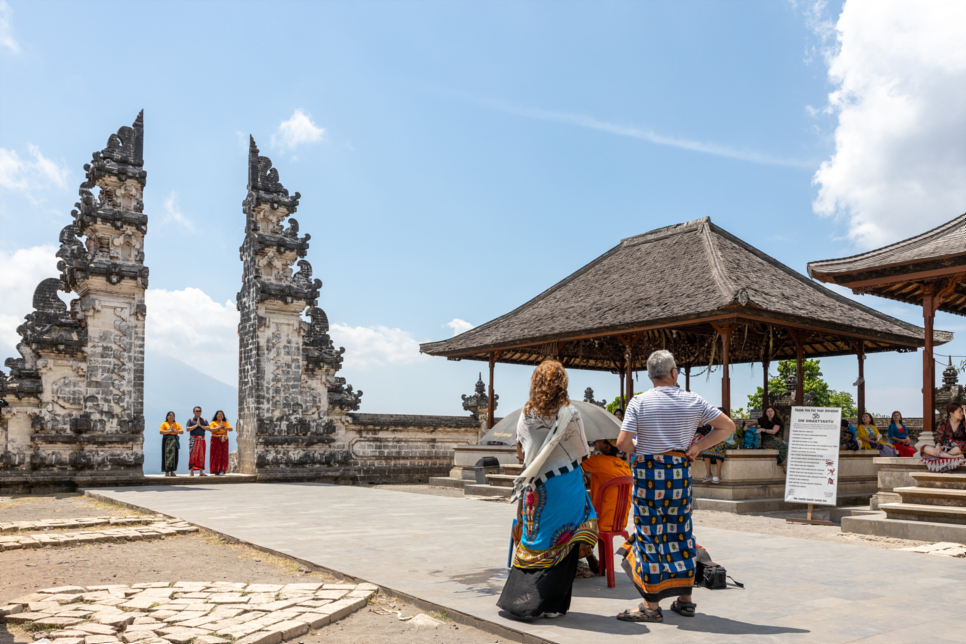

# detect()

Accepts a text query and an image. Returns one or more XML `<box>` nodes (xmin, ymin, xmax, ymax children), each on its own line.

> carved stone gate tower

<box><xmin>0</xmin><ymin>113</ymin><xmax>148</xmax><ymax>491</ymax></box>
<box><xmin>236</xmin><ymin>138</ymin><xmax>361</xmax><ymax>479</ymax></box>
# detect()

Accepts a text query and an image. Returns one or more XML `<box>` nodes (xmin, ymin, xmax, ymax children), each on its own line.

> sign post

<box><xmin>784</xmin><ymin>406</ymin><xmax>842</xmax><ymax>526</ymax></box>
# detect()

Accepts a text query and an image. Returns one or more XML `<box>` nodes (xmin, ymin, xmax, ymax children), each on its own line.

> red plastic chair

<box><xmin>592</xmin><ymin>474</ymin><xmax>633</xmax><ymax>588</ymax></box>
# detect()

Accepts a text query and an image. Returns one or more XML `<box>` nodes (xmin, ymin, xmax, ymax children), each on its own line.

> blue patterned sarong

<box><xmin>618</xmin><ymin>452</ymin><xmax>695</xmax><ymax>602</ymax></box>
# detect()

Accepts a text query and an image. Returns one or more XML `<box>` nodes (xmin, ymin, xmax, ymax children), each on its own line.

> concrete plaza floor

<box><xmin>87</xmin><ymin>483</ymin><xmax>966</xmax><ymax>644</ymax></box>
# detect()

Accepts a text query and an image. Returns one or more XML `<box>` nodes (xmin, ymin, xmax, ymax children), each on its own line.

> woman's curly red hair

<box><xmin>523</xmin><ymin>360</ymin><xmax>570</xmax><ymax>418</ymax></box>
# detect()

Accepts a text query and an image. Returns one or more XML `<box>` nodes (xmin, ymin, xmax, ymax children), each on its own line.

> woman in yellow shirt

<box><xmin>209</xmin><ymin>410</ymin><xmax>233</xmax><ymax>476</ymax></box>
<box><xmin>855</xmin><ymin>413</ymin><xmax>896</xmax><ymax>457</ymax></box>
<box><xmin>159</xmin><ymin>412</ymin><xmax>183</xmax><ymax>477</ymax></box>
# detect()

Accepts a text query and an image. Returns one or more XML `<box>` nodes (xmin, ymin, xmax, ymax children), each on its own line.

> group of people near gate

<box><xmin>158</xmin><ymin>407</ymin><xmax>233</xmax><ymax>476</ymax></box>
<box><xmin>498</xmin><ymin>351</ymin><xmax>735</xmax><ymax>623</ymax></box>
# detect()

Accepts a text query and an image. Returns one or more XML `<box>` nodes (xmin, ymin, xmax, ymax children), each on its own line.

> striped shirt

<box><xmin>620</xmin><ymin>386</ymin><xmax>721</xmax><ymax>455</ymax></box>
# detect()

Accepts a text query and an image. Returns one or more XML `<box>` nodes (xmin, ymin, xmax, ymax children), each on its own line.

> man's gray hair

<box><xmin>647</xmin><ymin>350</ymin><xmax>677</xmax><ymax>379</ymax></box>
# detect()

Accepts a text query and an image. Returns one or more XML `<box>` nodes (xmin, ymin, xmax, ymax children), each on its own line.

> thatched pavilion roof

<box><xmin>808</xmin><ymin>212</ymin><xmax>966</xmax><ymax>316</ymax></box>
<box><xmin>421</xmin><ymin>218</ymin><xmax>951</xmax><ymax>372</ymax></box>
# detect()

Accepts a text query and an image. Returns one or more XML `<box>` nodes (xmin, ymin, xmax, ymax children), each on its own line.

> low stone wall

<box><xmin>693</xmin><ymin>449</ymin><xmax>879</xmax><ymax>503</ymax></box>
<box><xmin>343</xmin><ymin>413</ymin><xmax>479</xmax><ymax>484</ymax></box>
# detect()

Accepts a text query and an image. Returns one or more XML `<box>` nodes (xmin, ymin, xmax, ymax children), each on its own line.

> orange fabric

<box><xmin>210</xmin><ymin>421</ymin><xmax>233</xmax><ymax>437</ymax></box>
<box><xmin>581</xmin><ymin>454</ymin><xmax>631</xmax><ymax>531</ymax></box>
<box><xmin>160</xmin><ymin>422</ymin><xmax>183</xmax><ymax>435</ymax></box>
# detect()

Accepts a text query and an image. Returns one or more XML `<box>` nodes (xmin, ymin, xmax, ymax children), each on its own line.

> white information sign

<box><xmin>784</xmin><ymin>407</ymin><xmax>842</xmax><ymax>507</ymax></box>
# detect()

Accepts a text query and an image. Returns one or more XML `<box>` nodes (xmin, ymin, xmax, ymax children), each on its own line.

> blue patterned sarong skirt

<box><xmin>618</xmin><ymin>452</ymin><xmax>696</xmax><ymax>602</ymax></box>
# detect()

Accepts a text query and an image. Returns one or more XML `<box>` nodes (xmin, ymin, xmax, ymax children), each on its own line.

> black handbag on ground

<box><xmin>695</xmin><ymin>546</ymin><xmax>744</xmax><ymax>590</ymax></box>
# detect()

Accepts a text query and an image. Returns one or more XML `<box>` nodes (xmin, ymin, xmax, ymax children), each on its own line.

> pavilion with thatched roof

<box><xmin>809</xmin><ymin>212</ymin><xmax>966</xmax><ymax>441</ymax></box>
<box><xmin>422</xmin><ymin>217</ymin><xmax>951</xmax><ymax>428</ymax></box>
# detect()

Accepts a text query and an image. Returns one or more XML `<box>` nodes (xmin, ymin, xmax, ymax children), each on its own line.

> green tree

<box><xmin>606</xmin><ymin>393</ymin><xmax>641</xmax><ymax>414</ymax></box>
<box><xmin>746</xmin><ymin>358</ymin><xmax>857</xmax><ymax>417</ymax></box>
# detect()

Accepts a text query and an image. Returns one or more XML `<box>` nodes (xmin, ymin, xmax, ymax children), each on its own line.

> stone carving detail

<box><xmin>236</xmin><ymin>137</ymin><xmax>357</xmax><ymax>479</ymax></box>
<box><xmin>1</xmin><ymin>112</ymin><xmax>148</xmax><ymax>490</ymax></box>
<box><xmin>461</xmin><ymin>373</ymin><xmax>495</xmax><ymax>420</ymax></box>
<box><xmin>583</xmin><ymin>387</ymin><xmax>606</xmax><ymax>408</ymax></box>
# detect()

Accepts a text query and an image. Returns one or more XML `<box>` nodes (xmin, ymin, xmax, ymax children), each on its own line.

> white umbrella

<box><xmin>479</xmin><ymin>401</ymin><xmax>621</xmax><ymax>445</ymax></box>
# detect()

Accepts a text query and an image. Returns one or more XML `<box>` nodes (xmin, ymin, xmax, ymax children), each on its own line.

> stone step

<box><xmin>895</xmin><ymin>486</ymin><xmax>966</xmax><ymax>507</ymax></box>
<box><xmin>502</xmin><ymin>464</ymin><xmax>523</xmax><ymax>476</ymax></box>
<box><xmin>428</xmin><ymin>477</ymin><xmax>468</xmax><ymax>489</ymax></box>
<box><xmin>841</xmin><ymin>512</ymin><xmax>966</xmax><ymax>542</ymax></box>
<box><xmin>910</xmin><ymin>472</ymin><xmax>966</xmax><ymax>490</ymax></box>
<box><xmin>463</xmin><ymin>484</ymin><xmax>513</xmax><ymax>499</ymax></box>
<box><xmin>484</xmin><ymin>474</ymin><xmax>516</xmax><ymax>488</ymax></box>
<box><xmin>880</xmin><ymin>502</ymin><xmax>966</xmax><ymax>525</ymax></box>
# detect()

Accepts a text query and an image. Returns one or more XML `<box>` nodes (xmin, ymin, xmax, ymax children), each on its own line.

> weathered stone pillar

<box><xmin>236</xmin><ymin>138</ymin><xmax>360</xmax><ymax>480</ymax></box>
<box><xmin>1</xmin><ymin>112</ymin><xmax>148</xmax><ymax>491</ymax></box>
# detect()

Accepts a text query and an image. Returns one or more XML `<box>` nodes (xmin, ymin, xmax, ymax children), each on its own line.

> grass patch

<box><xmin>429</xmin><ymin>610</ymin><xmax>452</xmax><ymax>622</ymax></box>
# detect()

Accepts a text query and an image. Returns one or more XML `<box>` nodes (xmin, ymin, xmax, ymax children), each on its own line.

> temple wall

<box><xmin>344</xmin><ymin>414</ymin><xmax>479</xmax><ymax>483</ymax></box>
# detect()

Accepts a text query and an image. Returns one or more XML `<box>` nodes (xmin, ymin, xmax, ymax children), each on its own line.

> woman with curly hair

<box><xmin>497</xmin><ymin>360</ymin><xmax>598</xmax><ymax>620</ymax></box>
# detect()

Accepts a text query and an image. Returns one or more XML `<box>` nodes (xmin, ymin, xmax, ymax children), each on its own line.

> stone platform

<box><xmin>842</xmin><ymin>472</ymin><xmax>966</xmax><ymax>543</ymax></box>
<box><xmin>692</xmin><ymin>449</ymin><xmax>878</xmax><ymax>513</ymax></box>
<box><xmin>84</xmin><ymin>483</ymin><xmax>966</xmax><ymax>644</ymax></box>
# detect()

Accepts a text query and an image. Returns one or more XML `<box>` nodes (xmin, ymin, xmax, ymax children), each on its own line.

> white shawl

<box><xmin>510</xmin><ymin>404</ymin><xmax>592</xmax><ymax>502</ymax></box>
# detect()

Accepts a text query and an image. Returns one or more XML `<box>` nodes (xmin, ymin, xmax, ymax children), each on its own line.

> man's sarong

<box><xmin>188</xmin><ymin>436</ymin><xmax>206</xmax><ymax>472</ymax></box>
<box><xmin>210</xmin><ymin>435</ymin><xmax>230</xmax><ymax>473</ymax></box>
<box><xmin>618</xmin><ymin>452</ymin><xmax>695</xmax><ymax>602</ymax></box>
<box><xmin>161</xmin><ymin>435</ymin><xmax>179</xmax><ymax>473</ymax></box>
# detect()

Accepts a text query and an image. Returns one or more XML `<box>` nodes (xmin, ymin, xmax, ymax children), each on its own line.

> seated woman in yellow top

<box><xmin>209</xmin><ymin>410</ymin><xmax>233</xmax><ymax>476</ymax></box>
<box><xmin>159</xmin><ymin>412</ymin><xmax>183</xmax><ymax>477</ymax></box>
<box><xmin>855</xmin><ymin>413</ymin><xmax>896</xmax><ymax>457</ymax></box>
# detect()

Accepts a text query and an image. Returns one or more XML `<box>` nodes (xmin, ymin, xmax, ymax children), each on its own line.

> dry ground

<box><xmin>0</xmin><ymin>494</ymin><xmax>512</xmax><ymax>644</ymax></box>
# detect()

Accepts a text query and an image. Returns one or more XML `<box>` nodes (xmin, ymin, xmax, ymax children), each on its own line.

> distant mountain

<box><xmin>143</xmin><ymin>351</ymin><xmax>238</xmax><ymax>474</ymax></box>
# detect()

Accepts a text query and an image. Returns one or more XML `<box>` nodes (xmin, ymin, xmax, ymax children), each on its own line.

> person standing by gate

<box><xmin>186</xmin><ymin>406</ymin><xmax>209</xmax><ymax>477</ymax></box>
<box><xmin>209</xmin><ymin>410</ymin><xmax>232</xmax><ymax>475</ymax></box>
<box><xmin>615</xmin><ymin>350</ymin><xmax>735</xmax><ymax>623</ymax></box>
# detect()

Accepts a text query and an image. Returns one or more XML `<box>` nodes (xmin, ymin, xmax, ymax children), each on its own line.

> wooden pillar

<box><xmin>794</xmin><ymin>333</ymin><xmax>805</xmax><ymax>407</ymax></box>
<box><xmin>856</xmin><ymin>340</ymin><xmax>865</xmax><ymax>420</ymax></box>
<box><xmin>487</xmin><ymin>353</ymin><xmax>496</xmax><ymax>430</ymax></box>
<box><xmin>618</xmin><ymin>360</ymin><xmax>626</xmax><ymax>410</ymax></box>
<box><xmin>720</xmin><ymin>326</ymin><xmax>732</xmax><ymax>415</ymax></box>
<box><xmin>685</xmin><ymin>365</ymin><xmax>691</xmax><ymax>392</ymax></box>
<box><xmin>762</xmin><ymin>358</ymin><xmax>770</xmax><ymax>410</ymax></box>
<box><xmin>923</xmin><ymin>291</ymin><xmax>935</xmax><ymax>438</ymax></box>
<box><xmin>625</xmin><ymin>348</ymin><xmax>634</xmax><ymax>407</ymax></box>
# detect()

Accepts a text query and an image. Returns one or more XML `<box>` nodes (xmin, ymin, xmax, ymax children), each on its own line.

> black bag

<box><xmin>694</xmin><ymin>546</ymin><xmax>743</xmax><ymax>590</ymax></box>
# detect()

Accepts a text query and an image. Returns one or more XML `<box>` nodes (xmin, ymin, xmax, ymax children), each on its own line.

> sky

<box><xmin>1</xmin><ymin>0</ymin><xmax>965</xmax><ymax>424</ymax></box>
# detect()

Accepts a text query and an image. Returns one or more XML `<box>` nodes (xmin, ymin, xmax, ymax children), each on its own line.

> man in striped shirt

<box><xmin>615</xmin><ymin>350</ymin><xmax>734</xmax><ymax>623</ymax></box>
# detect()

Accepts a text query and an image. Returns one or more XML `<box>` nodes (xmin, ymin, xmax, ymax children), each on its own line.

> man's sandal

<box><xmin>670</xmin><ymin>600</ymin><xmax>696</xmax><ymax>617</ymax></box>
<box><xmin>617</xmin><ymin>604</ymin><xmax>663</xmax><ymax>623</ymax></box>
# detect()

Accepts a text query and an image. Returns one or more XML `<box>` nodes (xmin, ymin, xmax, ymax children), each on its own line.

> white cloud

<box><xmin>271</xmin><ymin>109</ymin><xmax>326</xmax><ymax>151</ymax></box>
<box><xmin>162</xmin><ymin>192</ymin><xmax>195</xmax><ymax>231</ymax></box>
<box><xmin>811</xmin><ymin>0</ymin><xmax>966</xmax><ymax>249</ymax></box>
<box><xmin>477</xmin><ymin>99</ymin><xmax>812</xmax><ymax>168</ymax></box>
<box><xmin>0</xmin><ymin>1</ymin><xmax>19</xmax><ymax>54</ymax></box>
<box><xmin>0</xmin><ymin>245</ymin><xmax>66</xmax><ymax>353</ymax></box>
<box><xmin>329</xmin><ymin>324</ymin><xmax>429</xmax><ymax>370</ymax></box>
<box><xmin>0</xmin><ymin>145</ymin><xmax>70</xmax><ymax>196</ymax></box>
<box><xmin>445</xmin><ymin>318</ymin><xmax>474</xmax><ymax>336</ymax></box>
<box><xmin>144</xmin><ymin>288</ymin><xmax>239</xmax><ymax>386</ymax></box>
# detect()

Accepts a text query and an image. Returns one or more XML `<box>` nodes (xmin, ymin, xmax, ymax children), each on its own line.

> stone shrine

<box><xmin>0</xmin><ymin>113</ymin><xmax>149</xmax><ymax>492</ymax></box>
<box><xmin>236</xmin><ymin>137</ymin><xmax>361</xmax><ymax>480</ymax></box>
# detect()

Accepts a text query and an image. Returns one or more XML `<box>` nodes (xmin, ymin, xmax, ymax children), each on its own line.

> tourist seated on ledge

<box><xmin>840</xmin><ymin>418</ymin><xmax>859</xmax><ymax>451</ymax></box>
<box><xmin>692</xmin><ymin>407</ymin><xmax>733</xmax><ymax>484</ymax></box>
<box><xmin>856</xmin><ymin>413</ymin><xmax>896</xmax><ymax>457</ymax></box>
<box><xmin>747</xmin><ymin>406</ymin><xmax>788</xmax><ymax>469</ymax></box>
<box><xmin>887</xmin><ymin>411</ymin><xmax>917</xmax><ymax>457</ymax></box>
<box><xmin>922</xmin><ymin>402</ymin><xmax>966</xmax><ymax>461</ymax></box>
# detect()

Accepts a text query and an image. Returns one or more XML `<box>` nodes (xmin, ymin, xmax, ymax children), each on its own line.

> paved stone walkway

<box><xmin>87</xmin><ymin>483</ymin><xmax>966</xmax><ymax>644</ymax></box>
<box><xmin>0</xmin><ymin>520</ymin><xmax>197</xmax><ymax>550</ymax></box>
<box><xmin>1</xmin><ymin>582</ymin><xmax>374</xmax><ymax>644</ymax></box>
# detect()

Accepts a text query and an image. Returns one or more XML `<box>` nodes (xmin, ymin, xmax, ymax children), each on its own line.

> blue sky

<box><xmin>2</xmin><ymin>0</ymin><xmax>965</xmax><ymax>422</ymax></box>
